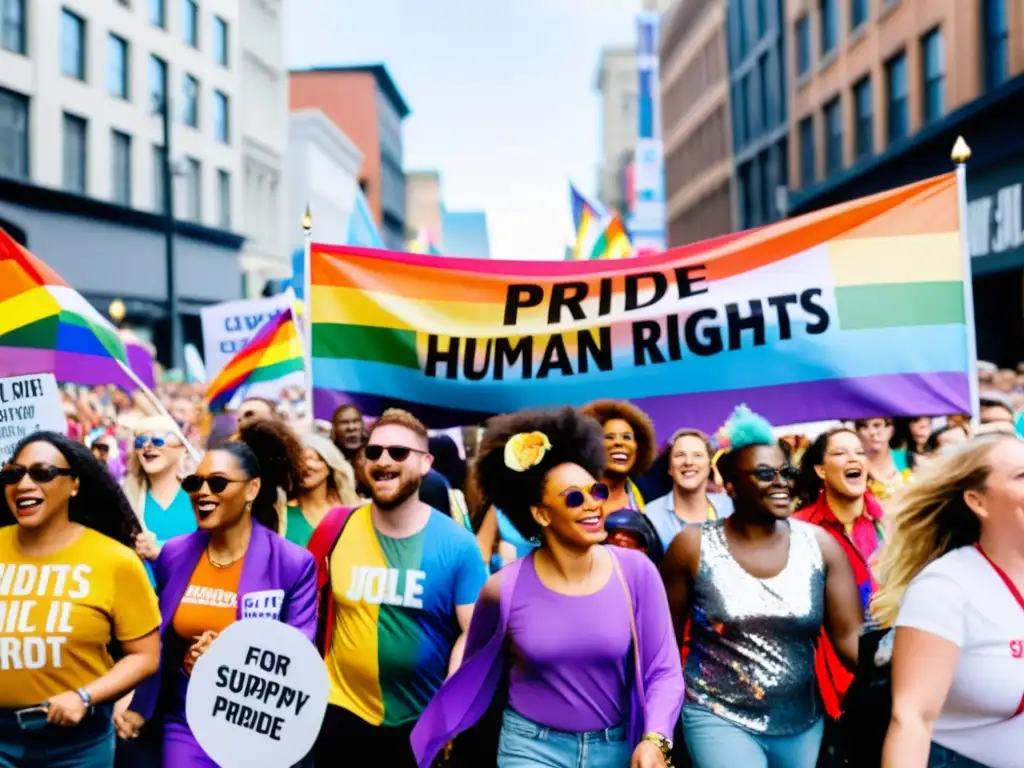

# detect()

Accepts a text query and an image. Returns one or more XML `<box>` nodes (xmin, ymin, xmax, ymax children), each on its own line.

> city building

<box><xmin>287</xmin><ymin>109</ymin><xmax>363</xmax><ymax>252</ymax></box>
<box><xmin>405</xmin><ymin>170</ymin><xmax>444</xmax><ymax>246</ymax></box>
<box><xmin>660</xmin><ymin>0</ymin><xmax>736</xmax><ymax>246</ymax></box>
<box><xmin>728</xmin><ymin>0</ymin><xmax>789</xmax><ymax>229</ymax></box>
<box><xmin>595</xmin><ymin>45</ymin><xmax>637</xmax><ymax>214</ymax></box>
<box><xmin>441</xmin><ymin>209</ymin><xmax>491</xmax><ymax>258</ymax></box>
<box><xmin>0</xmin><ymin>0</ymin><xmax>246</xmax><ymax>361</ymax></box>
<box><xmin>237</xmin><ymin>0</ymin><xmax>290</xmax><ymax>295</ymax></box>
<box><xmin>289</xmin><ymin>64</ymin><xmax>411</xmax><ymax>251</ymax></box>
<box><xmin>786</xmin><ymin>0</ymin><xmax>1024</xmax><ymax>365</ymax></box>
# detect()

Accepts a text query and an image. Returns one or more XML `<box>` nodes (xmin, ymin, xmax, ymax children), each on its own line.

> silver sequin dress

<box><xmin>684</xmin><ymin>518</ymin><xmax>826</xmax><ymax>735</ymax></box>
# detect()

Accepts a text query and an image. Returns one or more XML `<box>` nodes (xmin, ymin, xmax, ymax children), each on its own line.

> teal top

<box><xmin>143</xmin><ymin>487</ymin><xmax>197</xmax><ymax>545</ymax></box>
<box><xmin>891</xmin><ymin>448</ymin><xmax>910</xmax><ymax>473</ymax></box>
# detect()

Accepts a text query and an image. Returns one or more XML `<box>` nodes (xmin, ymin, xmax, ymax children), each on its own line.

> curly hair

<box><xmin>578</xmin><ymin>399</ymin><xmax>656</xmax><ymax>477</ymax></box>
<box><xmin>473</xmin><ymin>407</ymin><xmax>606</xmax><ymax>540</ymax></box>
<box><xmin>0</xmin><ymin>431</ymin><xmax>142</xmax><ymax>549</ymax></box>
<box><xmin>211</xmin><ymin>419</ymin><xmax>306</xmax><ymax>532</ymax></box>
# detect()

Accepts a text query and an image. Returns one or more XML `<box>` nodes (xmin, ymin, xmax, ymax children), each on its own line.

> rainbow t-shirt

<box><xmin>326</xmin><ymin>505</ymin><xmax>487</xmax><ymax>726</ymax></box>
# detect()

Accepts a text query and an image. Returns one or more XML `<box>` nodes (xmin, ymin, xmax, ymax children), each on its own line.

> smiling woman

<box><xmin>578</xmin><ymin>399</ymin><xmax>657</xmax><ymax>514</ymax></box>
<box><xmin>0</xmin><ymin>432</ymin><xmax>161</xmax><ymax>768</ymax></box>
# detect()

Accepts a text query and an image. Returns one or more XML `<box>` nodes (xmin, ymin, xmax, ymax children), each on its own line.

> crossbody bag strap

<box><xmin>609</xmin><ymin>549</ymin><xmax>645</xmax><ymax>701</ymax></box>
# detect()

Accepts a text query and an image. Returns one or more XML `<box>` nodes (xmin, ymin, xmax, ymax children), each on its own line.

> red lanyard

<box><xmin>973</xmin><ymin>543</ymin><xmax>1024</xmax><ymax>717</ymax></box>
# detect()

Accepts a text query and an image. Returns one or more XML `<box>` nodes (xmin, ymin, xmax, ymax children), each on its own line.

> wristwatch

<box><xmin>642</xmin><ymin>731</ymin><xmax>673</xmax><ymax>765</ymax></box>
<box><xmin>75</xmin><ymin>688</ymin><xmax>94</xmax><ymax>714</ymax></box>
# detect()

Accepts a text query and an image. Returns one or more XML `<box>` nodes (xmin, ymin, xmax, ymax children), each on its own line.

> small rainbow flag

<box><xmin>0</xmin><ymin>227</ymin><xmax>137</xmax><ymax>390</ymax></box>
<box><xmin>204</xmin><ymin>307</ymin><xmax>305</xmax><ymax>412</ymax></box>
<box><xmin>570</xmin><ymin>184</ymin><xmax>605</xmax><ymax>261</ymax></box>
<box><xmin>590</xmin><ymin>213</ymin><xmax>633</xmax><ymax>260</ymax></box>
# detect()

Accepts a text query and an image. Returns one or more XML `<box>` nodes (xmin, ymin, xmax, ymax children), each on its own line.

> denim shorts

<box><xmin>928</xmin><ymin>742</ymin><xmax>991</xmax><ymax>768</ymax></box>
<box><xmin>0</xmin><ymin>704</ymin><xmax>115</xmax><ymax>768</ymax></box>
<box><xmin>682</xmin><ymin>705</ymin><xmax>824</xmax><ymax>768</ymax></box>
<box><xmin>497</xmin><ymin>708</ymin><xmax>632</xmax><ymax>768</ymax></box>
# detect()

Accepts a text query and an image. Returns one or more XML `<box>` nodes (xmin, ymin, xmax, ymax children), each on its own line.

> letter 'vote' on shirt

<box><xmin>327</xmin><ymin>506</ymin><xmax>487</xmax><ymax>728</ymax></box>
<box><xmin>0</xmin><ymin>527</ymin><xmax>161</xmax><ymax>709</ymax></box>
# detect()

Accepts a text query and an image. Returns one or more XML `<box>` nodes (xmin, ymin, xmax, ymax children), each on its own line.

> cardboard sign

<box><xmin>0</xmin><ymin>374</ymin><xmax>66</xmax><ymax>461</ymax></box>
<box><xmin>186</xmin><ymin>619</ymin><xmax>328</xmax><ymax>768</ymax></box>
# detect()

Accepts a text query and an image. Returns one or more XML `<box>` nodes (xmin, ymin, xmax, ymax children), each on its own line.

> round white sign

<box><xmin>185</xmin><ymin>618</ymin><xmax>328</xmax><ymax>768</ymax></box>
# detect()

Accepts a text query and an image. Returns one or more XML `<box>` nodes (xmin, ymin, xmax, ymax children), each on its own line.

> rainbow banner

<box><xmin>590</xmin><ymin>214</ymin><xmax>633</xmax><ymax>260</ymax></box>
<box><xmin>204</xmin><ymin>307</ymin><xmax>305</xmax><ymax>412</ymax></box>
<box><xmin>310</xmin><ymin>172</ymin><xmax>971</xmax><ymax>432</ymax></box>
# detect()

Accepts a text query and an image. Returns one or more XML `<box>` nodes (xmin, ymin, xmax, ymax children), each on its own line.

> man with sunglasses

<box><xmin>309</xmin><ymin>409</ymin><xmax>487</xmax><ymax>768</ymax></box>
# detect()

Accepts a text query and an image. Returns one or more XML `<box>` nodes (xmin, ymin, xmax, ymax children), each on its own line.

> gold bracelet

<box><xmin>642</xmin><ymin>731</ymin><xmax>673</xmax><ymax>764</ymax></box>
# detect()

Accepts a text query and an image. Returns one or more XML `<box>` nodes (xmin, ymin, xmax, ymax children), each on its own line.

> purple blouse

<box><xmin>506</xmin><ymin>557</ymin><xmax>632</xmax><ymax>731</ymax></box>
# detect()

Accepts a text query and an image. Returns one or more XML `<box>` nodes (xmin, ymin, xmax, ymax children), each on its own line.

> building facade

<box><xmin>595</xmin><ymin>45</ymin><xmax>637</xmax><ymax>214</ymax></box>
<box><xmin>660</xmin><ymin>0</ymin><xmax>736</xmax><ymax>247</ymax></box>
<box><xmin>237</xmin><ymin>0</ymin><xmax>290</xmax><ymax>294</ymax></box>
<box><xmin>405</xmin><ymin>170</ymin><xmax>444</xmax><ymax>245</ymax></box>
<box><xmin>287</xmin><ymin>109</ymin><xmax>362</xmax><ymax>252</ymax></box>
<box><xmin>786</xmin><ymin>0</ymin><xmax>1024</xmax><ymax>365</ymax></box>
<box><xmin>728</xmin><ymin>0</ymin><xmax>789</xmax><ymax>229</ymax></box>
<box><xmin>0</xmin><ymin>0</ymin><xmax>245</xmax><ymax>361</ymax></box>
<box><xmin>289</xmin><ymin>65</ymin><xmax>410</xmax><ymax>251</ymax></box>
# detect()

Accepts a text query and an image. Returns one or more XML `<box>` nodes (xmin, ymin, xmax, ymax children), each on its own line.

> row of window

<box><xmin>0</xmin><ymin>86</ymin><xmax>230</xmax><ymax>227</ymax></box>
<box><xmin>732</xmin><ymin>47</ymin><xmax>785</xmax><ymax>150</ymax></box>
<box><xmin>61</xmin><ymin>9</ymin><xmax>229</xmax><ymax>143</ymax></box>
<box><xmin>148</xmin><ymin>0</ymin><xmax>228</xmax><ymax>63</ymax></box>
<box><xmin>798</xmin><ymin>27</ymin><xmax>945</xmax><ymax>188</ymax></box>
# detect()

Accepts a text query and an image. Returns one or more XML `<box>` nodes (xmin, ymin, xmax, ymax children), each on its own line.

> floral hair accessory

<box><xmin>504</xmin><ymin>431</ymin><xmax>552</xmax><ymax>472</ymax></box>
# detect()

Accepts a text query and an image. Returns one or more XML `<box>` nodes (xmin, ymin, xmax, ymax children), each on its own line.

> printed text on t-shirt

<box><xmin>0</xmin><ymin>563</ymin><xmax>89</xmax><ymax>671</ymax></box>
<box><xmin>345</xmin><ymin>566</ymin><xmax>425</xmax><ymax>609</ymax></box>
<box><xmin>182</xmin><ymin>584</ymin><xmax>238</xmax><ymax>610</ymax></box>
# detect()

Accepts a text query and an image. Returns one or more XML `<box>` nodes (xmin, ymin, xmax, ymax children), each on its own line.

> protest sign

<box><xmin>310</xmin><ymin>172</ymin><xmax>973</xmax><ymax>433</ymax></box>
<box><xmin>186</xmin><ymin>619</ymin><xmax>328</xmax><ymax>768</ymax></box>
<box><xmin>0</xmin><ymin>374</ymin><xmax>65</xmax><ymax>460</ymax></box>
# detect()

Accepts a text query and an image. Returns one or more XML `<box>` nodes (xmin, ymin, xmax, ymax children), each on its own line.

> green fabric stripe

<box><xmin>835</xmin><ymin>282</ymin><xmax>965</xmax><ymax>330</ymax></box>
<box><xmin>0</xmin><ymin>316</ymin><xmax>59</xmax><ymax>348</ymax></box>
<box><xmin>59</xmin><ymin>311</ymin><xmax>127</xmax><ymax>361</ymax></box>
<box><xmin>312</xmin><ymin>323</ymin><xmax>419</xmax><ymax>369</ymax></box>
<box><xmin>245</xmin><ymin>357</ymin><xmax>304</xmax><ymax>384</ymax></box>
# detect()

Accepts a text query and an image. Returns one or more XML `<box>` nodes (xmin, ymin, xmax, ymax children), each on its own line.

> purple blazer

<box><xmin>130</xmin><ymin>520</ymin><xmax>318</xmax><ymax>721</ymax></box>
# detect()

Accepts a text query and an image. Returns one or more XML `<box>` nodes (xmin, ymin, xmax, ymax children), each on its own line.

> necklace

<box><xmin>206</xmin><ymin>548</ymin><xmax>244</xmax><ymax>569</ymax></box>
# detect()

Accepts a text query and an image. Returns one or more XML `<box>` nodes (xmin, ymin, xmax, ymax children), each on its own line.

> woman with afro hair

<box><xmin>661</xmin><ymin>406</ymin><xmax>863</xmax><ymax>768</ymax></box>
<box><xmin>579</xmin><ymin>399</ymin><xmax>657</xmax><ymax>514</ymax></box>
<box><xmin>0</xmin><ymin>432</ymin><xmax>161</xmax><ymax>767</ymax></box>
<box><xmin>412</xmin><ymin>407</ymin><xmax>682</xmax><ymax>768</ymax></box>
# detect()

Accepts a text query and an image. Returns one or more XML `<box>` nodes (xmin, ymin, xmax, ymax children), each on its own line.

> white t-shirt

<box><xmin>896</xmin><ymin>546</ymin><xmax>1024</xmax><ymax>768</ymax></box>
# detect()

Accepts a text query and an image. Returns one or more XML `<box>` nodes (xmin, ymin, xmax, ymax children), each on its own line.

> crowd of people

<box><xmin>0</xmin><ymin>361</ymin><xmax>1021</xmax><ymax>768</ymax></box>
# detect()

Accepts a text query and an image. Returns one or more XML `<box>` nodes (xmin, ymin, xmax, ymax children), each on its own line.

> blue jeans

<box><xmin>682</xmin><ymin>706</ymin><xmax>824</xmax><ymax>768</ymax></box>
<box><xmin>0</xmin><ymin>705</ymin><xmax>115</xmax><ymax>768</ymax></box>
<box><xmin>497</xmin><ymin>708</ymin><xmax>632</xmax><ymax>768</ymax></box>
<box><xmin>928</xmin><ymin>742</ymin><xmax>989</xmax><ymax>767</ymax></box>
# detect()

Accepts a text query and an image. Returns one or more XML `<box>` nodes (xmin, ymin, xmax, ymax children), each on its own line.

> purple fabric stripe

<box><xmin>0</xmin><ymin>347</ymin><xmax>139</xmax><ymax>391</ymax></box>
<box><xmin>313</xmin><ymin>371</ymin><xmax>971</xmax><ymax>435</ymax></box>
<box><xmin>126</xmin><ymin>343</ymin><xmax>156</xmax><ymax>389</ymax></box>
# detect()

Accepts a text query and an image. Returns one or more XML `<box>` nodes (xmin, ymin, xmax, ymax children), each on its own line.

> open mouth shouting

<box><xmin>371</xmin><ymin>468</ymin><xmax>401</xmax><ymax>493</ymax></box>
<box><xmin>195</xmin><ymin>497</ymin><xmax>219</xmax><ymax>521</ymax></box>
<box><xmin>13</xmin><ymin>495</ymin><xmax>44</xmax><ymax>520</ymax></box>
<box><xmin>140</xmin><ymin>451</ymin><xmax>160</xmax><ymax>464</ymax></box>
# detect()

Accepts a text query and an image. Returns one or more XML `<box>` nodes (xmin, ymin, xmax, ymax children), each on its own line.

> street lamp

<box><xmin>155</xmin><ymin>91</ymin><xmax>183</xmax><ymax>372</ymax></box>
<box><xmin>108</xmin><ymin>298</ymin><xmax>127</xmax><ymax>325</ymax></box>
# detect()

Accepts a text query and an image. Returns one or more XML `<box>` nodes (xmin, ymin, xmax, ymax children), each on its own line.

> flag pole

<box><xmin>301</xmin><ymin>205</ymin><xmax>314</xmax><ymax>426</ymax></box>
<box><xmin>951</xmin><ymin>136</ymin><xmax>979</xmax><ymax>426</ymax></box>
<box><xmin>116</xmin><ymin>359</ymin><xmax>200</xmax><ymax>461</ymax></box>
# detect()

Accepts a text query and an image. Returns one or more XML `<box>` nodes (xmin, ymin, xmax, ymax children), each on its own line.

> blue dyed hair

<box><xmin>724</xmin><ymin>404</ymin><xmax>775</xmax><ymax>450</ymax></box>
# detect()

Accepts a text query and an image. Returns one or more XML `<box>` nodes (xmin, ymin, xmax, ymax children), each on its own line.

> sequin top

<box><xmin>684</xmin><ymin>518</ymin><xmax>826</xmax><ymax>735</ymax></box>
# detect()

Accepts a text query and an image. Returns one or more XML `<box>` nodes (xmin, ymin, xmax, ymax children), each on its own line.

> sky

<box><xmin>284</xmin><ymin>0</ymin><xmax>641</xmax><ymax>260</ymax></box>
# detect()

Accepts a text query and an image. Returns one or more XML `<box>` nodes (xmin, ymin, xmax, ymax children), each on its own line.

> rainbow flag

<box><xmin>570</xmin><ymin>185</ymin><xmax>605</xmax><ymax>260</ymax></box>
<box><xmin>590</xmin><ymin>213</ymin><xmax>633</xmax><ymax>260</ymax></box>
<box><xmin>204</xmin><ymin>307</ymin><xmax>305</xmax><ymax>412</ymax></box>
<box><xmin>0</xmin><ymin>227</ymin><xmax>138</xmax><ymax>390</ymax></box>
<box><xmin>309</xmin><ymin>172</ymin><xmax>971</xmax><ymax>434</ymax></box>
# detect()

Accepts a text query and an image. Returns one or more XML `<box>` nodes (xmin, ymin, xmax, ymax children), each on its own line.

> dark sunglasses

<box><xmin>0</xmin><ymin>464</ymin><xmax>74</xmax><ymax>485</ymax></box>
<box><xmin>181</xmin><ymin>474</ymin><xmax>246</xmax><ymax>494</ymax></box>
<box><xmin>749</xmin><ymin>466</ymin><xmax>799</xmax><ymax>483</ymax></box>
<box><xmin>563</xmin><ymin>482</ymin><xmax>610</xmax><ymax>509</ymax></box>
<box><xmin>363</xmin><ymin>445</ymin><xmax>425</xmax><ymax>463</ymax></box>
<box><xmin>134</xmin><ymin>434</ymin><xmax>171</xmax><ymax>450</ymax></box>
<box><xmin>92</xmin><ymin>443</ymin><xmax>110</xmax><ymax>454</ymax></box>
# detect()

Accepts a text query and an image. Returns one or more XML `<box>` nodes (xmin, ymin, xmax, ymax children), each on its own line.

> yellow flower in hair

<box><xmin>504</xmin><ymin>431</ymin><xmax>552</xmax><ymax>472</ymax></box>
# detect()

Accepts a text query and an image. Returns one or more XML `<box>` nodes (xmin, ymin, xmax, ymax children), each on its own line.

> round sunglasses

<box><xmin>748</xmin><ymin>466</ymin><xmax>799</xmax><ymax>483</ymax></box>
<box><xmin>181</xmin><ymin>474</ymin><xmax>246</xmax><ymax>494</ymax></box>
<box><xmin>562</xmin><ymin>482</ymin><xmax>610</xmax><ymax>509</ymax></box>
<box><xmin>0</xmin><ymin>464</ymin><xmax>74</xmax><ymax>485</ymax></box>
<box><xmin>363</xmin><ymin>445</ymin><xmax>425</xmax><ymax>462</ymax></box>
<box><xmin>134</xmin><ymin>434</ymin><xmax>173</xmax><ymax>450</ymax></box>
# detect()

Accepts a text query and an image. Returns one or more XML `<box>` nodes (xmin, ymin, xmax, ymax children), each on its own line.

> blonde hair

<box><xmin>872</xmin><ymin>434</ymin><xmax>1012</xmax><ymax>626</ymax></box>
<box><xmin>122</xmin><ymin>415</ymin><xmax>186</xmax><ymax>525</ymax></box>
<box><xmin>298</xmin><ymin>433</ymin><xmax>359</xmax><ymax>506</ymax></box>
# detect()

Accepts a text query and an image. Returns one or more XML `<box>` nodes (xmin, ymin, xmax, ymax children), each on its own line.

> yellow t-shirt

<box><xmin>0</xmin><ymin>525</ymin><xmax>161</xmax><ymax>708</ymax></box>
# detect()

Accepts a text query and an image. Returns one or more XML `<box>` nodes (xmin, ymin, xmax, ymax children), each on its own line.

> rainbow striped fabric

<box><xmin>204</xmin><ymin>307</ymin><xmax>304</xmax><ymax>412</ymax></box>
<box><xmin>590</xmin><ymin>213</ymin><xmax>633</xmax><ymax>260</ymax></box>
<box><xmin>310</xmin><ymin>172</ymin><xmax>971</xmax><ymax>432</ymax></box>
<box><xmin>0</xmin><ymin>227</ymin><xmax>137</xmax><ymax>390</ymax></box>
<box><xmin>570</xmin><ymin>185</ymin><xmax>605</xmax><ymax>261</ymax></box>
